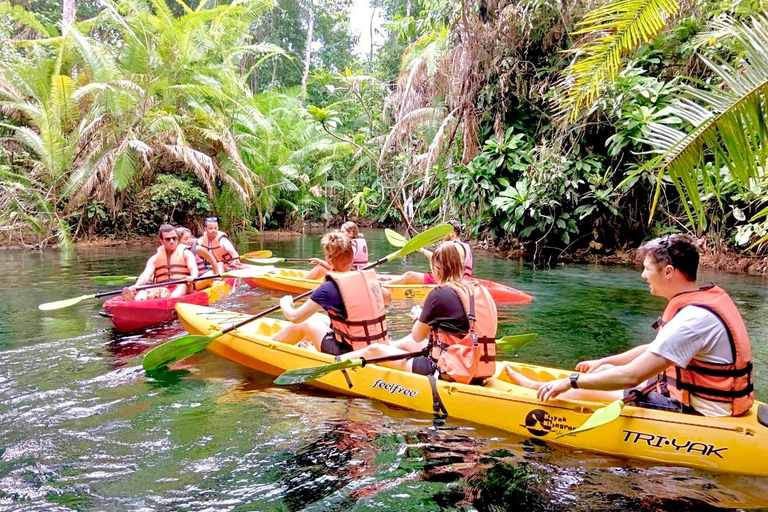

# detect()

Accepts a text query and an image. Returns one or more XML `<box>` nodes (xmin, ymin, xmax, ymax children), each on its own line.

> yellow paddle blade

<box><xmin>39</xmin><ymin>294</ymin><xmax>97</xmax><ymax>311</ymax></box>
<box><xmin>387</xmin><ymin>224</ymin><xmax>452</xmax><ymax>261</ymax></box>
<box><xmin>555</xmin><ymin>399</ymin><xmax>625</xmax><ymax>438</ymax></box>
<box><xmin>384</xmin><ymin>228</ymin><xmax>408</xmax><ymax>247</ymax></box>
<box><xmin>496</xmin><ymin>333</ymin><xmax>538</xmax><ymax>350</ymax></box>
<box><xmin>241</xmin><ymin>250</ymin><xmax>272</xmax><ymax>259</ymax></box>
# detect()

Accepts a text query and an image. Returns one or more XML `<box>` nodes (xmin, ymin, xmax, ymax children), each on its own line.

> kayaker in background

<box><xmin>305</xmin><ymin>222</ymin><xmax>368</xmax><ymax>279</ymax></box>
<box><xmin>387</xmin><ymin>220</ymin><xmax>472</xmax><ymax>285</ymax></box>
<box><xmin>274</xmin><ymin>231</ymin><xmax>392</xmax><ymax>355</ymax></box>
<box><xmin>342</xmin><ymin>221</ymin><xmax>369</xmax><ymax>268</ymax></box>
<box><xmin>505</xmin><ymin>234</ymin><xmax>755</xmax><ymax>417</ymax></box>
<box><xmin>177</xmin><ymin>227</ymin><xmax>220</xmax><ymax>290</ymax></box>
<box><xmin>339</xmin><ymin>242</ymin><xmax>497</xmax><ymax>385</ymax></box>
<box><xmin>122</xmin><ymin>224</ymin><xmax>198</xmax><ymax>301</ymax></box>
<box><xmin>199</xmin><ymin>216</ymin><xmax>242</xmax><ymax>270</ymax></box>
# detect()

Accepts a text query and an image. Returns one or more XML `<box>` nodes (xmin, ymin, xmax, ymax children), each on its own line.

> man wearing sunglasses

<box><xmin>505</xmin><ymin>234</ymin><xmax>754</xmax><ymax>417</ymax></box>
<box><xmin>122</xmin><ymin>224</ymin><xmax>199</xmax><ymax>301</ymax></box>
<box><xmin>198</xmin><ymin>216</ymin><xmax>242</xmax><ymax>270</ymax></box>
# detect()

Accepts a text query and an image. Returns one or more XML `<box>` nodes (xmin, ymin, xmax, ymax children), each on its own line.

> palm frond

<box><xmin>557</xmin><ymin>0</ymin><xmax>680</xmax><ymax>123</ymax></box>
<box><xmin>638</xmin><ymin>14</ymin><xmax>768</xmax><ymax>230</ymax></box>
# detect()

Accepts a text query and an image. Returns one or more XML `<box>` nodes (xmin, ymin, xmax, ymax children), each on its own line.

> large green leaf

<box><xmin>637</xmin><ymin>15</ymin><xmax>768</xmax><ymax>231</ymax></box>
<box><xmin>558</xmin><ymin>0</ymin><xmax>680</xmax><ymax>123</ymax></box>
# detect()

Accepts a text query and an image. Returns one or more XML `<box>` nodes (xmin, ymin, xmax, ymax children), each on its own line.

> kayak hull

<box><xmin>103</xmin><ymin>278</ymin><xmax>238</xmax><ymax>332</ymax></box>
<box><xmin>176</xmin><ymin>303</ymin><xmax>768</xmax><ymax>477</ymax></box>
<box><xmin>243</xmin><ymin>268</ymin><xmax>533</xmax><ymax>304</ymax></box>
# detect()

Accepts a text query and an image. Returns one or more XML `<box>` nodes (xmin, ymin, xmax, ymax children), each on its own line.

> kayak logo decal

<box><xmin>404</xmin><ymin>289</ymin><xmax>415</xmax><ymax>299</ymax></box>
<box><xmin>622</xmin><ymin>429</ymin><xmax>728</xmax><ymax>459</ymax></box>
<box><xmin>372</xmin><ymin>379</ymin><xmax>419</xmax><ymax>398</ymax></box>
<box><xmin>523</xmin><ymin>409</ymin><xmax>574</xmax><ymax>437</ymax></box>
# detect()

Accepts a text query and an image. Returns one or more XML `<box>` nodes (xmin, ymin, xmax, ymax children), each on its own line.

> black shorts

<box><xmin>411</xmin><ymin>356</ymin><xmax>434</xmax><ymax>375</ymax></box>
<box><xmin>624</xmin><ymin>388</ymin><xmax>683</xmax><ymax>413</ymax></box>
<box><xmin>320</xmin><ymin>332</ymin><xmax>351</xmax><ymax>356</ymax></box>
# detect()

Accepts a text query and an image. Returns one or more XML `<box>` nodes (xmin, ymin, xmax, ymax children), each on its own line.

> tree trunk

<box><xmin>62</xmin><ymin>0</ymin><xmax>75</xmax><ymax>26</ymax></box>
<box><xmin>301</xmin><ymin>0</ymin><xmax>314</xmax><ymax>97</ymax></box>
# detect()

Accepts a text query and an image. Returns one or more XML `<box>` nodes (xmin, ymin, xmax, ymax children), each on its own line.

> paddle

<box><xmin>385</xmin><ymin>228</ymin><xmax>408</xmax><ymax>248</ymax></box>
<box><xmin>142</xmin><ymin>224</ymin><xmax>454</xmax><ymax>372</ymax></box>
<box><xmin>39</xmin><ymin>266</ymin><xmax>273</xmax><ymax>311</ymax></box>
<box><xmin>497</xmin><ymin>333</ymin><xmax>538</xmax><ymax>350</ymax></box>
<box><xmin>554</xmin><ymin>380</ymin><xmax>658</xmax><ymax>439</ymax></box>
<box><xmin>243</xmin><ymin>257</ymin><xmax>313</xmax><ymax>265</ymax></box>
<box><xmin>92</xmin><ymin>275</ymin><xmax>136</xmax><ymax>284</ymax></box>
<box><xmin>274</xmin><ymin>350</ymin><xmax>426</xmax><ymax>385</ymax></box>
<box><xmin>241</xmin><ymin>250</ymin><xmax>273</xmax><ymax>260</ymax></box>
<box><xmin>89</xmin><ymin>252</ymin><xmax>271</xmax><ymax>284</ymax></box>
<box><xmin>274</xmin><ymin>333</ymin><xmax>539</xmax><ymax>385</ymax></box>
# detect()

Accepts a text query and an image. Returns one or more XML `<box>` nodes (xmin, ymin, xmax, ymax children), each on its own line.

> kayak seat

<box><xmin>759</xmin><ymin>404</ymin><xmax>768</xmax><ymax>428</ymax></box>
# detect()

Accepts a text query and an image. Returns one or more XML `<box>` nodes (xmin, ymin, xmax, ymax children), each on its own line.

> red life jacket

<box><xmin>453</xmin><ymin>240</ymin><xmax>473</xmax><ymax>277</ymax></box>
<box><xmin>153</xmin><ymin>245</ymin><xmax>192</xmax><ymax>283</ymax></box>
<box><xmin>656</xmin><ymin>285</ymin><xmax>754</xmax><ymax>416</ymax></box>
<box><xmin>325</xmin><ymin>270</ymin><xmax>389</xmax><ymax>351</ymax></box>
<box><xmin>351</xmin><ymin>238</ymin><xmax>369</xmax><ymax>265</ymax></box>
<box><xmin>201</xmin><ymin>231</ymin><xmax>236</xmax><ymax>265</ymax></box>
<box><xmin>429</xmin><ymin>281</ymin><xmax>497</xmax><ymax>384</ymax></box>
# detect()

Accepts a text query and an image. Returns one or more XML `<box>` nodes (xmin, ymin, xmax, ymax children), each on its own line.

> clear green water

<box><xmin>1</xmin><ymin>229</ymin><xmax>767</xmax><ymax>511</ymax></box>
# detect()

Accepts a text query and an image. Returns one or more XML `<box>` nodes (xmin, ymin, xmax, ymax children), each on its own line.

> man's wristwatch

<box><xmin>569</xmin><ymin>373</ymin><xmax>580</xmax><ymax>389</ymax></box>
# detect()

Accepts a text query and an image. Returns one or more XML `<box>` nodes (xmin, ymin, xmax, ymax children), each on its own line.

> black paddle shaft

<box><xmin>221</xmin><ymin>289</ymin><xmax>314</xmax><ymax>335</ymax></box>
<box><xmin>359</xmin><ymin>350</ymin><xmax>426</xmax><ymax>367</ymax></box>
<box><xmin>220</xmin><ymin>254</ymin><xmax>396</xmax><ymax>336</ymax></box>
<box><xmin>94</xmin><ymin>273</ymin><xmax>228</xmax><ymax>299</ymax></box>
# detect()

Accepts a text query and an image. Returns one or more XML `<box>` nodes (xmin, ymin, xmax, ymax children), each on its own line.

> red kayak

<box><xmin>102</xmin><ymin>278</ymin><xmax>239</xmax><ymax>332</ymax></box>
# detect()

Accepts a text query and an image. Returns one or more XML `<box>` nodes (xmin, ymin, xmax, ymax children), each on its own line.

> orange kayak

<box><xmin>242</xmin><ymin>268</ymin><xmax>532</xmax><ymax>304</ymax></box>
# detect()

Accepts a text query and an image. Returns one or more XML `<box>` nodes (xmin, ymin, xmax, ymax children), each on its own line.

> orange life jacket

<box><xmin>453</xmin><ymin>240</ymin><xmax>473</xmax><ymax>277</ymax></box>
<box><xmin>153</xmin><ymin>244</ymin><xmax>192</xmax><ymax>283</ymax></box>
<box><xmin>429</xmin><ymin>281</ymin><xmax>497</xmax><ymax>384</ymax></box>
<box><xmin>351</xmin><ymin>238</ymin><xmax>369</xmax><ymax>265</ymax></box>
<box><xmin>655</xmin><ymin>285</ymin><xmax>754</xmax><ymax>416</ymax></box>
<box><xmin>201</xmin><ymin>231</ymin><xmax>237</xmax><ymax>264</ymax></box>
<box><xmin>325</xmin><ymin>270</ymin><xmax>389</xmax><ymax>352</ymax></box>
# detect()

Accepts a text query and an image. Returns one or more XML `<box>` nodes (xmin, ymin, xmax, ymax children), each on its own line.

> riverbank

<box><xmin>3</xmin><ymin>229</ymin><xmax>768</xmax><ymax>276</ymax></box>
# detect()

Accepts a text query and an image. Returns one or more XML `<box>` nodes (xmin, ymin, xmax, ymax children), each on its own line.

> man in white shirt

<box><xmin>505</xmin><ymin>234</ymin><xmax>754</xmax><ymax>417</ymax></box>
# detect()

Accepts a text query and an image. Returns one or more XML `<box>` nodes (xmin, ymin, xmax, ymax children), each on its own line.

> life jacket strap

<box><xmin>427</xmin><ymin>372</ymin><xmax>448</xmax><ymax>418</ymax></box>
<box><xmin>666</xmin><ymin>375</ymin><xmax>755</xmax><ymax>399</ymax></box>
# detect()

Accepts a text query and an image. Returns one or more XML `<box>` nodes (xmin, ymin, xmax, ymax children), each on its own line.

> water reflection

<box><xmin>1</xmin><ymin>232</ymin><xmax>768</xmax><ymax>511</ymax></box>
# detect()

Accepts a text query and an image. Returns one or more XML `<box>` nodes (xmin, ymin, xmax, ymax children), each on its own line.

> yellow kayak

<box><xmin>176</xmin><ymin>302</ymin><xmax>768</xmax><ymax>476</ymax></box>
<box><xmin>242</xmin><ymin>267</ymin><xmax>533</xmax><ymax>304</ymax></box>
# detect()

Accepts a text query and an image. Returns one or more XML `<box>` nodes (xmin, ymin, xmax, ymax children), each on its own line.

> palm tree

<box><xmin>637</xmin><ymin>14</ymin><xmax>768</xmax><ymax>237</ymax></box>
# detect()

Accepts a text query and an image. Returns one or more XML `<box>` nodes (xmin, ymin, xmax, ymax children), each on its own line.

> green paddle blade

<box><xmin>392</xmin><ymin>224</ymin><xmax>452</xmax><ymax>259</ymax></box>
<box><xmin>243</xmin><ymin>257</ymin><xmax>283</xmax><ymax>265</ymax></box>
<box><xmin>555</xmin><ymin>399</ymin><xmax>626</xmax><ymax>438</ymax></box>
<box><xmin>39</xmin><ymin>294</ymin><xmax>97</xmax><ymax>311</ymax></box>
<box><xmin>384</xmin><ymin>228</ymin><xmax>408</xmax><ymax>247</ymax></box>
<box><xmin>142</xmin><ymin>331</ymin><xmax>223</xmax><ymax>371</ymax></box>
<box><xmin>274</xmin><ymin>358</ymin><xmax>364</xmax><ymax>385</ymax></box>
<box><xmin>91</xmin><ymin>275</ymin><xmax>136</xmax><ymax>284</ymax></box>
<box><xmin>241</xmin><ymin>250</ymin><xmax>273</xmax><ymax>259</ymax></box>
<box><xmin>497</xmin><ymin>333</ymin><xmax>539</xmax><ymax>350</ymax></box>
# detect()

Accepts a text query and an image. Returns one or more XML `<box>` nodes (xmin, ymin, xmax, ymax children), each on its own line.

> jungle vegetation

<box><xmin>1</xmin><ymin>0</ymin><xmax>767</xmax><ymax>263</ymax></box>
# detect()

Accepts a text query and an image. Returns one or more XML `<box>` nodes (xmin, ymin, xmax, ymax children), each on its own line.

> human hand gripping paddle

<box><xmin>554</xmin><ymin>380</ymin><xmax>659</xmax><ymax>439</ymax></box>
<box><xmin>38</xmin><ymin>266</ymin><xmax>274</xmax><ymax>311</ymax></box>
<box><xmin>273</xmin><ymin>333</ymin><xmax>539</xmax><ymax>385</ymax></box>
<box><xmin>90</xmin><ymin>250</ymin><xmax>273</xmax><ymax>283</ymax></box>
<box><xmin>141</xmin><ymin>224</ymin><xmax>454</xmax><ymax>372</ymax></box>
